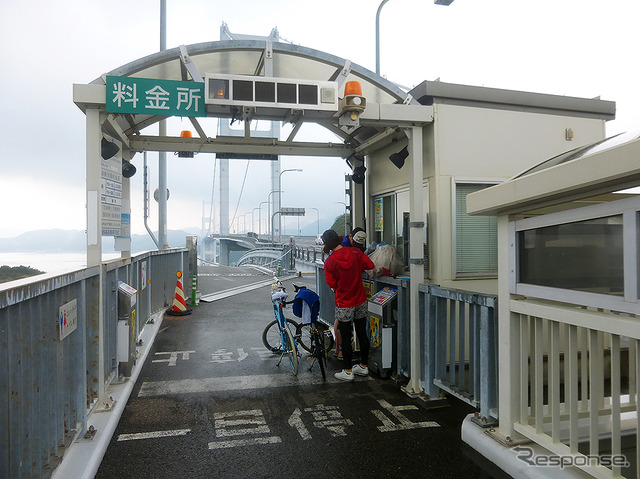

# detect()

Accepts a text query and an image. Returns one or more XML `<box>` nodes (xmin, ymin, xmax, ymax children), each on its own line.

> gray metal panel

<box><xmin>0</xmin><ymin>249</ymin><xmax>185</xmax><ymax>478</ymax></box>
<box><xmin>410</xmin><ymin>80</ymin><xmax>615</xmax><ymax>120</ymax></box>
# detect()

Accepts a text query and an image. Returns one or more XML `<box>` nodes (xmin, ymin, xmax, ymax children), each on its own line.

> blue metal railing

<box><xmin>421</xmin><ymin>284</ymin><xmax>498</xmax><ymax>422</ymax></box>
<box><xmin>312</xmin><ymin>262</ymin><xmax>498</xmax><ymax>423</ymax></box>
<box><xmin>0</xmin><ymin>248</ymin><xmax>187</xmax><ymax>479</ymax></box>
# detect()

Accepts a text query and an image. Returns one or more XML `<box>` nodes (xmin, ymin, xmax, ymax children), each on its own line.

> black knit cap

<box><xmin>321</xmin><ymin>229</ymin><xmax>339</xmax><ymax>244</ymax></box>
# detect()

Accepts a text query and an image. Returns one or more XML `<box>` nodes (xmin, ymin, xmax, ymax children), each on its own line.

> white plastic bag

<box><xmin>368</xmin><ymin>244</ymin><xmax>399</xmax><ymax>277</ymax></box>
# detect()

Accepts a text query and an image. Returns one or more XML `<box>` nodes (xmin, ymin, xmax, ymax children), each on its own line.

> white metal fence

<box><xmin>505</xmin><ymin>299</ymin><xmax>639</xmax><ymax>478</ymax></box>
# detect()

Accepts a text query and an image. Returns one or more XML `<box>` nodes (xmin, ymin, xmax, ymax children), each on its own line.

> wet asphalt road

<box><xmin>95</xmin><ymin>266</ymin><xmax>502</xmax><ymax>479</ymax></box>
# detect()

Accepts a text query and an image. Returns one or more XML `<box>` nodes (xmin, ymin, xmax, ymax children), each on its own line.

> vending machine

<box><xmin>368</xmin><ymin>286</ymin><xmax>397</xmax><ymax>378</ymax></box>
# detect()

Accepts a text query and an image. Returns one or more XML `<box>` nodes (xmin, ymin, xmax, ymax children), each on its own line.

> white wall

<box><xmin>366</xmin><ymin>101</ymin><xmax>608</xmax><ymax>293</ymax></box>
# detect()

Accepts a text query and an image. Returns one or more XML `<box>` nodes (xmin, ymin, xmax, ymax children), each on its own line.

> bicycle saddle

<box><xmin>293</xmin><ymin>283</ymin><xmax>308</xmax><ymax>292</ymax></box>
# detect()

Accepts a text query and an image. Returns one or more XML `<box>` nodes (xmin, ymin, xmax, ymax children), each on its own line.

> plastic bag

<box><xmin>368</xmin><ymin>244</ymin><xmax>401</xmax><ymax>277</ymax></box>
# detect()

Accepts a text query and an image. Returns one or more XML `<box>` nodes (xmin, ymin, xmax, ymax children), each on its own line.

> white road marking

<box><xmin>288</xmin><ymin>408</ymin><xmax>312</xmax><ymax>440</ymax></box>
<box><xmin>199</xmin><ymin>274</ymin><xmax>298</xmax><ymax>302</ymax></box>
<box><xmin>152</xmin><ymin>350</ymin><xmax>195</xmax><ymax>366</ymax></box>
<box><xmin>117</xmin><ymin>429</ymin><xmax>191</xmax><ymax>441</ymax></box>
<box><xmin>209</xmin><ymin>409</ymin><xmax>281</xmax><ymax>449</ymax></box>
<box><xmin>372</xmin><ymin>399</ymin><xmax>440</xmax><ymax>432</ymax></box>
<box><xmin>138</xmin><ymin>372</ymin><xmax>355</xmax><ymax>397</ymax></box>
<box><xmin>208</xmin><ymin>436</ymin><xmax>282</xmax><ymax>449</ymax></box>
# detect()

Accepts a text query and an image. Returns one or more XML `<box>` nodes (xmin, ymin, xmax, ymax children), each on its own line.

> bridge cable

<box><xmin>229</xmin><ymin>160</ymin><xmax>251</xmax><ymax>231</ymax></box>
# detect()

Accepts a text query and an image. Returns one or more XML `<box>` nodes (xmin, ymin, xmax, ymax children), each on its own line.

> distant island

<box><xmin>0</xmin><ymin>265</ymin><xmax>44</xmax><ymax>283</ymax></box>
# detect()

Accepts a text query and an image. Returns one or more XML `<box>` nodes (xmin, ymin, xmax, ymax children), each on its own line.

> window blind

<box><xmin>455</xmin><ymin>183</ymin><xmax>498</xmax><ymax>275</ymax></box>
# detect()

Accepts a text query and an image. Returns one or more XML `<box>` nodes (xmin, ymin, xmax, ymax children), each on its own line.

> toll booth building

<box><xmin>365</xmin><ymin>80</ymin><xmax>615</xmax><ymax>295</ymax></box>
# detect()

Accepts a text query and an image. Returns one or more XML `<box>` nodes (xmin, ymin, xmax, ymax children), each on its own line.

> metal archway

<box><xmin>74</xmin><ymin>39</ymin><xmax>432</xmax><ymax>396</ymax></box>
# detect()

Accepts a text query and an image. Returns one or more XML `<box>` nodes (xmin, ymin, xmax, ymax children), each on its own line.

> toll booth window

<box><xmin>277</xmin><ymin>83</ymin><xmax>297</xmax><ymax>104</ymax></box>
<box><xmin>233</xmin><ymin>80</ymin><xmax>253</xmax><ymax>101</ymax></box>
<box><xmin>255</xmin><ymin>81</ymin><xmax>276</xmax><ymax>102</ymax></box>
<box><xmin>209</xmin><ymin>79</ymin><xmax>229</xmax><ymax>99</ymax></box>
<box><xmin>518</xmin><ymin>215</ymin><xmax>623</xmax><ymax>295</ymax></box>
<box><xmin>299</xmin><ymin>84</ymin><xmax>318</xmax><ymax>105</ymax></box>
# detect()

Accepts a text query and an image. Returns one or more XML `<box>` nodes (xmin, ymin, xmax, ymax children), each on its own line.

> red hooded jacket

<box><xmin>324</xmin><ymin>246</ymin><xmax>375</xmax><ymax>308</ymax></box>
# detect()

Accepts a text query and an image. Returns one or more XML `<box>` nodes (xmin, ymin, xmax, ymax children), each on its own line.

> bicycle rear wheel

<box><xmin>283</xmin><ymin>327</ymin><xmax>299</xmax><ymax>375</ymax></box>
<box><xmin>296</xmin><ymin>322</ymin><xmax>334</xmax><ymax>353</ymax></box>
<box><xmin>312</xmin><ymin>329</ymin><xmax>326</xmax><ymax>380</ymax></box>
<box><xmin>263</xmin><ymin>319</ymin><xmax>299</xmax><ymax>353</ymax></box>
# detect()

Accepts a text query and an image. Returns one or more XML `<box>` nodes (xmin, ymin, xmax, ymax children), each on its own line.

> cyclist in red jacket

<box><xmin>322</xmin><ymin>229</ymin><xmax>374</xmax><ymax>382</ymax></box>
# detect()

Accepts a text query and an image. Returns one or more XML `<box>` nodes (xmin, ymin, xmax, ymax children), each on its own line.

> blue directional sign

<box><xmin>106</xmin><ymin>76</ymin><xmax>206</xmax><ymax>117</ymax></box>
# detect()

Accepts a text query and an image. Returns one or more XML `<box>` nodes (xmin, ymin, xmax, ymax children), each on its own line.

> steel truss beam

<box><xmin>129</xmin><ymin>135</ymin><xmax>354</xmax><ymax>158</ymax></box>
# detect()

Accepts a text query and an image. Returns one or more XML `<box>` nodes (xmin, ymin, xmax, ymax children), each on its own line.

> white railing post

<box><xmin>497</xmin><ymin>216</ymin><xmax>519</xmax><ymax>439</ymax></box>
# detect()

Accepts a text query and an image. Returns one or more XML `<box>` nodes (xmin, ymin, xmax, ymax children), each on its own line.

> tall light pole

<box><xmin>311</xmin><ymin>207</ymin><xmax>320</xmax><ymax>235</ymax></box>
<box><xmin>267</xmin><ymin>190</ymin><xmax>283</xmax><ymax>236</ymax></box>
<box><xmin>252</xmin><ymin>207</ymin><xmax>260</xmax><ymax>233</ymax></box>
<box><xmin>278</xmin><ymin>169</ymin><xmax>302</xmax><ymax>241</ymax></box>
<box><xmin>375</xmin><ymin>0</ymin><xmax>390</xmax><ymax>76</ymax></box>
<box><xmin>158</xmin><ymin>0</ymin><xmax>168</xmax><ymax>248</ymax></box>
<box><xmin>259</xmin><ymin>200</ymin><xmax>269</xmax><ymax>236</ymax></box>
<box><xmin>376</xmin><ymin>0</ymin><xmax>454</xmax><ymax>76</ymax></box>
<box><xmin>335</xmin><ymin>201</ymin><xmax>347</xmax><ymax>235</ymax></box>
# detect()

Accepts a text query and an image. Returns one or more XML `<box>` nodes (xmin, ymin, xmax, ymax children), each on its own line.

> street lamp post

<box><xmin>375</xmin><ymin>0</ymin><xmax>390</xmax><ymax>76</ymax></box>
<box><xmin>376</xmin><ymin>0</ymin><xmax>453</xmax><ymax>76</ymax></box>
<box><xmin>278</xmin><ymin>169</ymin><xmax>302</xmax><ymax>241</ymax></box>
<box><xmin>252</xmin><ymin>207</ymin><xmax>260</xmax><ymax>233</ymax></box>
<box><xmin>259</xmin><ymin>200</ymin><xmax>269</xmax><ymax>236</ymax></box>
<box><xmin>311</xmin><ymin>207</ymin><xmax>319</xmax><ymax>235</ymax></box>
<box><xmin>267</xmin><ymin>190</ymin><xmax>283</xmax><ymax>236</ymax></box>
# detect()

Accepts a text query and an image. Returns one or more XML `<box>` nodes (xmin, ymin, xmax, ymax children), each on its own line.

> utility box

<box><xmin>117</xmin><ymin>280</ymin><xmax>138</xmax><ymax>377</ymax></box>
<box><xmin>368</xmin><ymin>286</ymin><xmax>397</xmax><ymax>378</ymax></box>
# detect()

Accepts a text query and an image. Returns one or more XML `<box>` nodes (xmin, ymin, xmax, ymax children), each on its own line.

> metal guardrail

<box><xmin>312</xmin><ymin>262</ymin><xmax>498</xmax><ymax>422</ymax></box>
<box><xmin>421</xmin><ymin>284</ymin><xmax>498</xmax><ymax>423</ymax></box>
<box><xmin>0</xmin><ymin>248</ymin><xmax>188</xmax><ymax>479</ymax></box>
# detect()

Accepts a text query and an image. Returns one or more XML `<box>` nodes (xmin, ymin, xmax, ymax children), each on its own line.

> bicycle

<box><xmin>290</xmin><ymin>284</ymin><xmax>334</xmax><ymax>381</ymax></box>
<box><xmin>261</xmin><ymin>279</ymin><xmax>299</xmax><ymax>375</ymax></box>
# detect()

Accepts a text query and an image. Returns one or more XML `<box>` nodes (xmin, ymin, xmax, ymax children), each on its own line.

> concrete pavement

<box><xmin>93</xmin><ymin>266</ymin><xmax>502</xmax><ymax>478</ymax></box>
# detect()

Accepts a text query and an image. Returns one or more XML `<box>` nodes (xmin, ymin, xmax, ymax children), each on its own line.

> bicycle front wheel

<box><xmin>263</xmin><ymin>319</ymin><xmax>299</xmax><ymax>353</ymax></box>
<box><xmin>283</xmin><ymin>327</ymin><xmax>299</xmax><ymax>375</ymax></box>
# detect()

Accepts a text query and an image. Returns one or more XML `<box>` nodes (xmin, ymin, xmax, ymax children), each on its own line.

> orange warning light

<box><xmin>344</xmin><ymin>81</ymin><xmax>363</xmax><ymax>97</ymax></box>
<box><xmin>176</xmin><ymin>271</ymin><xmax>183</xmax><ymax>278</ymax></box>
<box><xmin>180</xmin><ymin>130</ymin><xmax>192</xmax><ymax>138</ymax></box>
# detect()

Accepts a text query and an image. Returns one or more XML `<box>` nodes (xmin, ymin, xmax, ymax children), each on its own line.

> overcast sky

<box><xmin>1</xmin><ymin>0</ymin><xmax>639</xmax><ymax>241</ymax></box>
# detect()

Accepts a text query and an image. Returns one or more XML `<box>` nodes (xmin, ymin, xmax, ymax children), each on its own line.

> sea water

<box><xmin>0</xmin><ymin>252</ymin><xmax>120</xmax><ymax>275</ymax></box>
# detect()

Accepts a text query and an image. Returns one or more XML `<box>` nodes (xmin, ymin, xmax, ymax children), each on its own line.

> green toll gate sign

<box><xmin>106</xmin><ymin>76</ymin><xmax>206</xmax><ymax>117</ymax></box>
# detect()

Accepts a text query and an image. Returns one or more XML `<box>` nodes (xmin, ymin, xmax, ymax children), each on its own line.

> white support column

<box><xmin>220</xmin><ymin>158</ymin><xmax>229</xmax><ymax>235</ymax></box>
<box><xmin>86</xmin><ymin>108</ymin><xmax>102</xmax><ymax>266</ymax></box>
<box><xmin>497</xmin><ymin>216</ymin><xmax>519</xmax><ymax>439</ymax></box>
<box><xmin>85</xmin><ymin>108</ymin><xmax>106</xmax><ymax>404</ymax></box>
<box><xmin>404</xmin><ymin>126</ymin><xmax>425</xmax><ymax>395</ymax></box>
<box><xmin>264</xmin><ymin>39</ymin><xmax>282</xmax><ymax>241</ymax></box>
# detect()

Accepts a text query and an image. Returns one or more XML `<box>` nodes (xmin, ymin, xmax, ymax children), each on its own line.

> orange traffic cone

<box><xmin>166</xmin><ymin>271</ymin><xmax>192</xmax><ymax>316</ymax></box>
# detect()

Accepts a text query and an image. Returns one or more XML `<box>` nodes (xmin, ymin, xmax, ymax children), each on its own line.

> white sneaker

<box><xmin>352</xmin><ymin>364</ymin><xmax>369</xmax><ymax>376</ymax></box>
<box><xmin>334</xmin><ymin>369</ymin><xmax>354</xmax><ymax>382</ymax></box>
